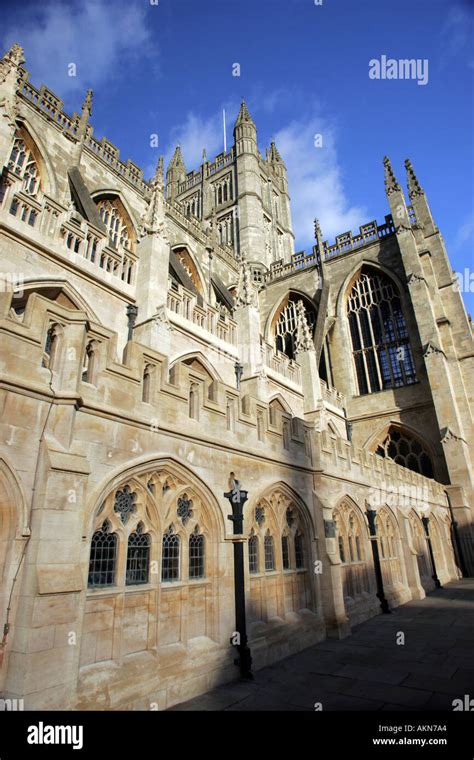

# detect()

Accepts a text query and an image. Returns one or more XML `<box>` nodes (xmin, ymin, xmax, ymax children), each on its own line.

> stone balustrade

<box><xmin>166</xmin><ymin>281</ymin><xmax>238</xmax><ymax>346</ymax></box>
<box><xmin>320</xmin><ymin>379</ymin><xmax>345</xmax><ymax>410</ymax></box>
<box><xmin>261</xmin><ymin>342</ymin><xmax>302</xmax><ymax>385</ymax></box>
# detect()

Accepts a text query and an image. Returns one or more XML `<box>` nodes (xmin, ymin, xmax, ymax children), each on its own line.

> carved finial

<box><xmin>295</xmin><ymin>300</ymin><xmax>314</xmax><ymax>353</ymax></box>
<box><xmin>0</xmin><ymin>43</ymin><xmax>25</xmax><ymax>120</ymax></box>
<box><xmin>383</xmin><ymin>156</ymin><xmax>401</xmax><ymax>196</ymax></box>
<box><xmin>140</xmin><ymin>155</ymin><xmax>166</xmax><ymax>237</ymax></box>
<box><xmin>268</xmin><ymin>140</ymin><xmax>282</xmax><ymax>163</ymax></box>
<box><xmin>169</xmin><ymin>144</ymin><xmax>186</xmax><ymax>172</ymax></box>
<box><xmin>202</xmin><ymin>148</ymin><xmax>207</xmax><ymax>163</ymax></box>
<box><xmin>314</xmin><ymin>218</ymin><xmax>322</xmax><ymax>241</ymax></box>
<box><xmin>82</xmin><ymin>89</ymin><xmax>93</xmax><ymax>117</ymax></box>
<box><xmin>404</xmin><ymin>158</ymin><xmax>424</xmax><ymax>200</ymax></box>
<box><xmin>235</xmin><ymin>258</ymin><xmax>257</xmax><ymax>308</ymax></box>
<box><xmin>235</xmin><ymin>100</ymin><xmax>255</xmax><ymax>127</ymax></box>
<box><xmin>2</xmin><ymin>43</ymin><xmax>25</xmax><ymax>69</ymax></box>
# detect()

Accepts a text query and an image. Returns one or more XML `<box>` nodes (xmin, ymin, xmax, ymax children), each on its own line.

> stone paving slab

<box><xmin>168</xmin><ymin>580</ymin><xmax>474</xmax><ymax>712</ymax></box>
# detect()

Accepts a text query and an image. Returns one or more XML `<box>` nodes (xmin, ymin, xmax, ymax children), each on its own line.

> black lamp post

<box><xmin>421</xmin><ymin>515</ymin><xmax>442</xmax><ymax>589</ymax></box>
<box><xmin>224</xmin><ymin>475</ymin><xmax>253</xmax><ymax>680</ymax></box>
<box><xmin>365</xmin><ymin>508</ymin><xmax>391</xmax><ymax>614</ymax></box>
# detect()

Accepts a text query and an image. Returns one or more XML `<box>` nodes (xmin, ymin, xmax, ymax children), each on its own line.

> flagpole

<box><xmin>223</xmin><ymin>108</ymin><xmax>227</xmax><ymax>153</ymax></box>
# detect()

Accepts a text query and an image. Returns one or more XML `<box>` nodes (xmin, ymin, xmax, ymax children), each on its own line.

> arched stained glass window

<box><xmin>126</xmin><ymin>522</ymin><xmax>151</xmax><ymax>585</ymax></box>
<box><xmin>189</xmin><ymin>526</ymin><xmax>205</xmax><ymax>579</ymax></box>
<box><xmin>88</xmin><ymin>520</ymin><xmax>117</xmax><ymax>587</ymax></box>
<box><xmin>347</xmin><ymin>268</ymin><xmax>416</xmax><ymax>395</ymax></box>
<box><xmin>161</xmin><ymin>525</ymin><xmax>180</xmax><ymax>581</ymax></box>
<box><xmin>249</xmin><ymin>532</ymin><xmax>259</xmax><ymax>574</ymax></box>
<box><xmin>264</xmin><ymin>532</ymin><xmax>275</xmax><ymax>571</ymax></box>
<box><xmin>281</xmin><ymin>535</ymin><xmax>290</xmax><ymax>569</ymax></box>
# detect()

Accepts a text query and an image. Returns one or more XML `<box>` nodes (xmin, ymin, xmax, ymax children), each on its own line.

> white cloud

<box><xmin>165</xmin><ymin>110</ymin><xmax>228</xmax><ymax>170</ymax></box>
<box><xmin>1</xmin><ymin>0</ymin><xmax>154</xmax><ymax>95</ymax></box>
<box><xmin>274</xmin><ymin>116</ymin><xmax>368</xmax><ymax>249</ymax></box>
<box><xmin>453</xmin><ymin>211</ymin><xmax>474</xmax><ymax>250</ymax></box>
<box><xmin>439</xmin><ymin>5</ymin><xmax>473</xmax><ymax>68</ymax></box>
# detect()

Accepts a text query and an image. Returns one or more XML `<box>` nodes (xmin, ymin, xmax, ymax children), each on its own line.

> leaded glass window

<box><xmin>189</xmin><ymin>527</ymin><xmax>205</xmax><ymax>579</ymax></box>
<box><xmin>376</xmin><ymin>427</ymin><xmax>434</xmax><ymax>478</ymax></box>
<box><xmin>347</xmin><ymin>268</ymin><xmax>416</xmax><ymax>395</ymax></box>
<box><xmin>295</xmin><ymin>532</ymin><xmax>304</xmax><ymax>569</ymax></box>
<box><xmin>264</xmin><ymin>532</ymin><xmax>275</xmax><ymax>571</ymax></box>
<box><xmin>162</xmin><ymin>525</ymin><xmax>180</xmax><ymax>581</ymax></box>
<box><xmin>126</xmin><ymin>522</ymin><xmax>151</xmax><ymax>585</ymax></box>
<box><xmin>249</xmin><ymin>532</ymin><xmax>259</xmax><ymax>574</ymax></box>
<box><xmin>88</xmin><ymin>520</ymin><xmax>117</xmax><ymax>587</ymax></box>
<box><xmin>282</xmin><ymin>535</ymin><xmax>290</xmax><ymax>569</ymax></box>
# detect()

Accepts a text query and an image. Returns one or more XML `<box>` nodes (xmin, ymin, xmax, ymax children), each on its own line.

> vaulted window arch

<box><xmin>375</xmin><ymin>426</ymin><xmax>434</xmax><ymax>479</ymax></box>
<box><xmin>347</xmin><ymin>267</ymin><xmax>416</xmax><ymax>395</ymax></box>
<box><xmin>273</xmin><ymin>293</ymin><xmax>316</xmax><ymax>360</ymax></box>
<box><xmin>333</xmin><ymin>502</ymin><xmax>370</xmax><ymax>601</ymax></box>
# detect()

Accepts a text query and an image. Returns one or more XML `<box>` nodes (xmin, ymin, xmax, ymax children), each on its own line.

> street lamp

<box><xmin>224</xmin><ymin>472</ymin><xmax>253</xmax><ymax>680</ymax></box>
<box><xmin>365</xmin><ymin>507</ymin><xmax>391</xmax><ymax>614</ymax></box>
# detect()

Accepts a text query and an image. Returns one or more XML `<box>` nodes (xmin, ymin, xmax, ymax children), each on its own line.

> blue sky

<box><xmin>1</xmin><ymin>0</ymin><xmax>473</xmax><ymax>314</ymax></box>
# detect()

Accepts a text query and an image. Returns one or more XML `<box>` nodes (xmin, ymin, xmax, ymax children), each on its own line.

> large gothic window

<box><xmin>347</xmin><ymin>268</ymin><xmax>416</xmax><ymax>395</ymax></box>
<box><xmin>8</xmin><ymin>133</ymin><xmax>41</xmax><ymax>196</ymax></box>
<box><xmin>274</xmin><ymin>294</ymin><xmax>316</xmax><ymax>360</ymax></box>
<box><xmin>96</xmin><ymin>198</ymin><xmax>132</xmax><ymax>252</ymax></box>
<box><xmin>376</xmin><ymin>427</ymin><xmax>434</xmax><ymax>478</ymax></box>
<box><xmin>334</xmin><ymin>503</ymin><xmax>370</xmax><ymax>601</ymax></box>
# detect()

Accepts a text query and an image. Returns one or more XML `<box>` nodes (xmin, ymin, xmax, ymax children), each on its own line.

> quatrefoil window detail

<box><xmin>114</xmin><ymin>485</ymin><xmax>137</xmax><ymax>524</ymax></box>
<box><xmin>177</xmin><ymin>495</ymin><xmax>193</xmax><ymax>525</ymax></box>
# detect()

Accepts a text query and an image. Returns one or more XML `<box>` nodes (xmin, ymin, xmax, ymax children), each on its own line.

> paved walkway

<box><xmin>169</xmin><ymin>580</ymin><xmax>474</xmax><ymax>711</ymax></box>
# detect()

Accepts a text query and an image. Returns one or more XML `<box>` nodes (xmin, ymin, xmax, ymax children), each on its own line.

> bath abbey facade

<box><xmin>0</xmin><ymin>43</ymin><xmax>472</xmax><ymax>710</ymax></box>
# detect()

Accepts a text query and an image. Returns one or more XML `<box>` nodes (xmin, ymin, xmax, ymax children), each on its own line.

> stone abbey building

<box><xmin>0</xmin><ymin>44</ymin><xmax>472</xmax><ymax>711</ymax></box>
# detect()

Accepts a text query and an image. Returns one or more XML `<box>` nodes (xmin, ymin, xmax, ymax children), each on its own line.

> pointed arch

<box><xmin>367</xmin><ymin>421</ymin><xmax>436</xmax><ymax>479</ymax></box>
<box><xmin>171</xmin><ymin>244</ymin><xmax>207</xmax><ymax>297</ymax></box>
<box><xmin>265</xmin><ymin>290</ymin><xmax>317</xmax><ymax>359</ymax></box>
<box><xmin>341</xmin><ymin>263</ymin><xmax>417</xmax><ymax>395</ymax></box>
<box><xmin>13</xmin><ymin>278</ymin><xmax>100</xmax><ymax>323</ymax></box>
<box><xmin>91</xmin><ymin>190</ymin><xmax>138</xmax><ymax>252</ymax></box>
<box><xmin>168</xmin><ymin>351</ymin><xmax>223</xmax><ymax>383</ymax></box>
<box><xmin>12</xmin><ymin>118</ymin><xmax>58</xmax><ymax>196</ymax></box>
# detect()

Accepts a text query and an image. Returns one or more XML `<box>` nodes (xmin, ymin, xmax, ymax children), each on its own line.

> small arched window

<box><xmin>81</xmin><ymin>340</ymin><xmax>97</xmax><ymax>384</ymax></box>
<box><xmin>264</xmin><ymin>532</ymin><xmax>275</xmax><ymax>571</ymax></box>
<box><xmin>142</xmin><ymin>364</ymin><xmax>152</xmax><ymax>403</ymax></box>
<box><xmin>189</xmin><ymin>526</ymin><xmax>205</xmax><ymax>579</ymax></box>
<box><xmin>161</xmin><ymin>525</ymin><xmax>180</xmax><ymax>581</ymax></box>
<box><xmin>126</xmin><ymin>522</ymin><xmax>151</xmax><ymax>585</ymax></box>
<box><xmin>248</xmin><ymin>531</ymin><xmax>259</xmax><ymax>574</ymax></box>
<box><xmin>88</xmin><ymin>519</ymin><xmax>117</xmax><ymax>587</ymax></box>
<box><xmin>376</xmin><ymin>427</ymin><xmax>434</xmax><ymax>479</ymax></box>
<box><xmin>294</xmin><ymin>532</ymin><xmax>304</xmax><ymax>569</ymax></box>
<box><xmin>42</xmin><ymin>323</ymin><xmax>61</xmax><ymax>370</ymax></box>
<box><xmin>281</xmin><ymin>535</ymin><xmax>290</xmax><ymax>570</ymax></box>
<box><xmin>189</xmin><ymin>382</ymin><xmax>199</xmax><ymax>420</ymax></box>
<box><xmin>347</xmin><ymin>268</ymin><xmax>416</xmax><ymax>395</ymax></box>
